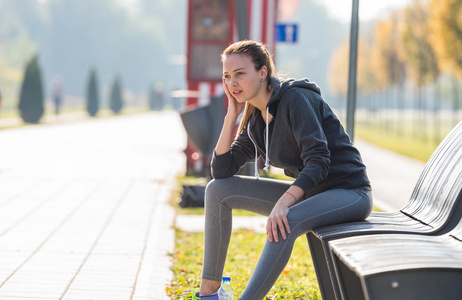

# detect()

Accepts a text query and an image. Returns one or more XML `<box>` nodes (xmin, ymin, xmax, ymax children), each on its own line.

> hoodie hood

<box><xmin>248</xmin><ymin>77</ymin><xmax>322</xmax><ymax>178</ymax></box>
<box><xmin>267</xmin><ymin>77</ymin><xmax>321</xmax><ymax>109</ymax></box>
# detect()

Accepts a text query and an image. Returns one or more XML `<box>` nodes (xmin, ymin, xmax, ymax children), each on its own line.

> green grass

<box><xmin>167</xmin><ymin>229</ymin><xmax>321</xmax><ymax>300</ymax></box>
<box><xmin>354</xmin><ymin>117</ymin><xmax>458</xmax><ymax>162</ymax></box>
<box><xmin>356</xmin><ymin>126</ymin><xmax>441</xmax><ymax>162</ymax></box>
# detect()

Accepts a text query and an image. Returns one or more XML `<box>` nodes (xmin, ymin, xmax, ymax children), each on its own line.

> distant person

<box><xmin>52</xmin><ymin>78</ymin><xmax>64</xmax><ymax>115</ymax></box>
<box><xmin>193</xmin><ymin>40</ymin><xmax>372</xmax><ymax>300</ymax></box>
<box><xmin>149</xmin><ymin>82</ymin><xmax>164</xmax><ymax>110</ymax></box>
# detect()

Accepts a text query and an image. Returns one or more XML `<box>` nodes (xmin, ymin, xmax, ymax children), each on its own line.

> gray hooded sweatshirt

<box><xmin>211</xmin><ymin>77</ymin><xmax>370</xmax><ymax>197</ymax></box>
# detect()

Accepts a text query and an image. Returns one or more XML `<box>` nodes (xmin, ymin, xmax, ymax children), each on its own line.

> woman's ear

<box><xmin>260</xmin><ymin>66</ymin><xmax>268</xmax><ymax>81</ymax></box>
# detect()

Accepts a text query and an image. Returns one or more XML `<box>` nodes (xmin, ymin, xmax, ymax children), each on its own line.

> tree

<box><xmin>328</xmin><ymin>36</ymin><xmax>377</xmax><ymax>118</ymax></box>
<box><xmin>372</xmin><ymin>13</ymin><xmax>406</xmax><ymax>133</ymax></box>
<box><xmin>429</xmin><ymin>0</ymin><xmax>462</xmax><ymax>76</ymax></box>
<box><xmin>327</xmin><ymin>41</ymin><xmax>349</xmax><ymax>98</ymax></box>
<box><xmin>429</xmin><ymin>0</ymin><xmax>462</xmax><ymax>126</ymax></box>
<box><xmin>86</xmin><ymin>68</ymin><xmax>99</xmax><ymax>117</ymax></box>
<box><xmin>109</xmin><ymin>76</ymin><xmax>123</xmax><ymax>114</ymax></box>
<box><xmin>356</xmin><ymin>38</ymin><xmax>376</xmax><ymax>96</ymax></box>
<box><xmin>18</xmin><ymin>54</ymin><xmax>44</xmax><ymax>123</ymax></box>
<box><xmin>400</xmin><ymin>0</ymin><xmax>439</xmax><ymax>140</ymax></box>
<box><xmin>372</xmin><ymin>14</ymin><xmax>406</xmax><ymax>90</ymax></box>
<box><xmin>401</xmin><ymin>1</ymin><xmax>439</xmax><ymax>86</ymax></box>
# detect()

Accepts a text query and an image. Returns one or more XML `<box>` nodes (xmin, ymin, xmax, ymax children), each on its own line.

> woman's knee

<box><xmin>206</xmin><ymin>178</ymin><xmax>225</xmax><ymax>200</ymax></box>
<box><xmin>205</xmin><ymin>177</ymin><xmax>236</xmax><ymax>207</ymax></box>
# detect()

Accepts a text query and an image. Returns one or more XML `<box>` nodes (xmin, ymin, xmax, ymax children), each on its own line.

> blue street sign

<box><xmin>276</xmin><ymin>23</ymin><xmax>298</xmax><ymax>43</ymax></box>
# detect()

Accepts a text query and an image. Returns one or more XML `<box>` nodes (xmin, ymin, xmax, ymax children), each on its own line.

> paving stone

<box><xmin>0</xmin><ymin>112</ymin><xmax>186</xmax><ymax>299</ymax></box>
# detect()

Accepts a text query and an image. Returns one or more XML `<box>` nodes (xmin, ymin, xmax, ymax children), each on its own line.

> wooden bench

<box><xmin>306</xmin><ymin>121</ymin><xmax>462</xmax><ymax>300</ymax></box>
<box><xmin>330</xmin><ymin>216</ymin><xmax>462</xmax><ymax>300</ymax></box>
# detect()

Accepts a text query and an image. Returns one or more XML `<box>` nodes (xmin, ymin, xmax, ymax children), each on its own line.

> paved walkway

<box><xmin>354</xmin><ymin>138</ymin><xmax>425</xmax><ymax>212</ymax></box>
<box><xmin>0</xmin><ymin>111</ymin><xmax>186</xmax><ymax>299</ymax></box>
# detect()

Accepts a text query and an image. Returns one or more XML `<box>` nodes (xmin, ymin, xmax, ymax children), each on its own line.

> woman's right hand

<box><xmin>215</xmin><ymin>77</ymin><xmax>244</xmax><ymax>155</ymax></box>
<box><xmin>223</xmin><ymin>77</ymin><xmax>245</xmax><ymax>119</ymax></box>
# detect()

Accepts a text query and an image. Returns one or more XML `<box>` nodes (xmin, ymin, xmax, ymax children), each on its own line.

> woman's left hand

<box><xmin>266</xmin><ymin>198</ymin><xmax>291</xmax><ymax>243</ymax></box>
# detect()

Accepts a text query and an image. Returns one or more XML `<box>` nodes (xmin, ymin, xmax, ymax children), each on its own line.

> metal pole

<box><xmin>234</xmin><ymin>0</ymin><xmax>254</xmax><ymax>175</ymax></box>
<box><xmin>234</xmin><ymin>0</ymin><xmax>249</xmax><ymax>40</ymax></box>
<box><xmin>346</xmin><ymin>0</ymin><xmax>359</xmax><ymax>142</ymax></box>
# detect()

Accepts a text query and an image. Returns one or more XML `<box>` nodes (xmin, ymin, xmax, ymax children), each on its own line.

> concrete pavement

<box><xmin>355</xmin><ymin>138</ymin><xmax>425</xmax><ymax>212</ymax></box>
<box><xmin>0</xmin><ymin>111</ymin><xmax>186</xmax><ymax>299</ymax></box>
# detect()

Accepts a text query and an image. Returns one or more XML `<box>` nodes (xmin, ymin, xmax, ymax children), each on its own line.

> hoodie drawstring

<box><xmin>248</xmin><ymin>125</ymin><xmax>260</xmax><ymax>179</ymax></box>
<box><xmin>264</xmin><ymin>107</ymin><xmax>270</xmax><ymax>172</ymax></box>
<box><xmin>247</xmin><ymin>107</ymin><xmax>270</xmax><ymax>179</ymax></box>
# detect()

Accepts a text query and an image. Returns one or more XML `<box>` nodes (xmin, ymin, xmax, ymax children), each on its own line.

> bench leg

<box><xmin>306</xmin><ymin>232</ymin><xmax>342</xmax><ymax>299</ymax></box>
<box><xmin>332</xmin><ymin>251</ymin><xmax>366</xmax><ymax>300</ymax></box>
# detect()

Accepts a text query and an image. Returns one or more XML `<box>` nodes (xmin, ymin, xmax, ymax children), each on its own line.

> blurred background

<box><xmin>0</xmin><ymin>0</ymin><xmax>186</xmax><ymax>114</ymax></box>
<box><xmin>0</xmin><ymin>0</ymin><xmax>460</xmax><ymax>162</ymax></box>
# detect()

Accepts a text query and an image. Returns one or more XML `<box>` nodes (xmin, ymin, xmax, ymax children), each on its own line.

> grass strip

<box><xmin>167</xmin><ymin>229</ymin><xmax>321</xmax><ymax>299</ymax></box>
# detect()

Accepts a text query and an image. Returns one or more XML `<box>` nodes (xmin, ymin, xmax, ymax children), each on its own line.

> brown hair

<box><xmin>221</xmin><ymin>40</ymin><xmax>276</xmax><ymax>136</ymax></box>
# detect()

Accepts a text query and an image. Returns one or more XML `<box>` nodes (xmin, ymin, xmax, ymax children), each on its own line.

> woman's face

<box><xmin>222</xmin><ymin>53</ymin><xmax>267</xmax><ymax>103</ymax></box>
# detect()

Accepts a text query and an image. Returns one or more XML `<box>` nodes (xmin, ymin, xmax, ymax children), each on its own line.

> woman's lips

<box><xmin>233</xmin><ymin>90</ymin><xmax>242</xmax><ymax>96</ymax></box>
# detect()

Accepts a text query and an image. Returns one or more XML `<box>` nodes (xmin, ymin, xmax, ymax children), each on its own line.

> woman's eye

<box><xmin>223</xmin><ymin>75</ymin><xmax>230</xmax><ymax>79</ymax></box>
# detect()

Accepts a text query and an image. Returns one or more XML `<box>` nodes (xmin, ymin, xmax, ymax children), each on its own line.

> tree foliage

<box><xmin>371</xmin><ymin>13</ymin><xmax>406</xmax><ymax>90</ymax></box>
<box><xmin>327</xmin><ymin>37</ymin><xmax>376</xmax><ymax>96</ymax></box>
<box><xmin>400</xmin><ymin>0</ymin><xmax>439</xmax><ymax>87</ymax></box>
<box><xmin>109</xmin><ymin>76</ymin><xmax>123</xmax><ymax>114</ymax></box>
<box><xmin>86</xmin><ymin>68</ymin><xmax>99</xmax><ymax>117</ymax></box>
<box><xmin>327</xmin><ymin>0</ymin><xmax>462</xmax><ymax>99</ymax></box>
<box><xmin>429</xmin><ymin>0</ymin><xmax>462</xmax><ymax>77</ymax></box>
<box><xmin>18</xmin><ymin>54</ymin><xmax>44</xmax><ymax>123</ymax></box>
<box><xmin>327</xmin><ymin>40</ymin><xmax>349</xmax><ymax>97</ymax></box>
<box><xmin>356</xmin><ymin>38</ymin><xmax>376</xmax><ymax>95</ymax></box>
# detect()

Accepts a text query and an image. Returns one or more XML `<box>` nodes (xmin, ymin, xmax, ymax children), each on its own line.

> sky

<box><xmin>320</xmin><ymin>0</ymin><xmax>411</xmax><ymax>22</ymax></box>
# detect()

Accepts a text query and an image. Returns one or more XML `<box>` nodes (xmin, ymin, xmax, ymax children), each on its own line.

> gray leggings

<box><xmin>202</xmin><ymin>175</ymin><xmax>373</xmax><ymax>300</ymax></box>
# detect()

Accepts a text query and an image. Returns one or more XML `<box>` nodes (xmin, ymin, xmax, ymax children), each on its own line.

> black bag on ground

<box><xmin>179</xmin><ymin>184</ymin><xmax>205</xmax><ymax>208</ymax></box>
